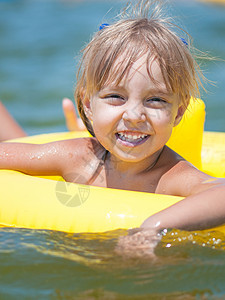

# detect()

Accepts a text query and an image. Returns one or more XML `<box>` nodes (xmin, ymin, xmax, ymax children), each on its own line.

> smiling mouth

<box><xmin>115</xmin><ymin>132</ymin><xmax>150</xmax><ymax>146</ymax></box>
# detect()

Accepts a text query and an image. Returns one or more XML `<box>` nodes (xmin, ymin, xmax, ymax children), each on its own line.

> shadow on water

<box><xmin>1</xmin><ymin>227</ymin><xmax>225</xmax><ymax>299</ymax></box>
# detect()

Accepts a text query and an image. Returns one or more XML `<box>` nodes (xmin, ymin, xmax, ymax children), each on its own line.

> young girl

<box><xmin>1</xmin><ymin>0</ymin><xmax>225</xmax><ymax>254</ymax></box>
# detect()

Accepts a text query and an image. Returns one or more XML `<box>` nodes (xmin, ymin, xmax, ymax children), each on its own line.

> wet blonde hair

<box><xmin>75</xmin><ymin>0</ymin><xmax>204</xmax><ymax>137</ymax></box>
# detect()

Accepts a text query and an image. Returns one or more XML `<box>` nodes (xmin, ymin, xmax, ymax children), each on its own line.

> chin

<box><xmin>112</xmin><ymin>150</ymin><xmax>150</xmax><ymax>163</ymax></box>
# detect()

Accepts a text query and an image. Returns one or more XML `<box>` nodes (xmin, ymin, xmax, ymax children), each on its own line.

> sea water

<box><xmin>0</xmin><ymin>0</ymin><xmax>225</xmax><ymax>298</ymax></box>
<box><xmin>0</xmin><ymin>0</ymin><xmax>225</xmax><ymax>134</ymax></box>
<box><xmin>1</xmin><ymin>228</ymin><xmax>225</xmax><ymax>299</ymax></box>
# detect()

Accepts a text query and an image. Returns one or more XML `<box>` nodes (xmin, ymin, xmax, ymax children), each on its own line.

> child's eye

<box><xmin>146</xmin><ymin>97</ymin><xmax>167</xmax><ymax>107</ymax></box>
<box><xmin>147</xmin><ymin>97</ymin><xmax>166</xmax><ymax>102</ymax></box>
<box><xmin>104</xmin><ymin>94</ymin><xmax>125</xmax><ymax>105</ymax></box>
<box><xmin>107</xmin><ymin>94</ymin><xmax>123</xmax><ymax>99</ymax></box>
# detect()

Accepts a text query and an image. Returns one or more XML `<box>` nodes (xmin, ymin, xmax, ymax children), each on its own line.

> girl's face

<box><xmin>84</xmin><ymin>55</ymin><xmax>185</xmax><ymax>164</ymax></box>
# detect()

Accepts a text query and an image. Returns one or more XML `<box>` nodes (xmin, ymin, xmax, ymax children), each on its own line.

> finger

<box><xmin>62</xmin><ymin>98</ymin><xmax>85</xmax><ymax>131</ymax></box>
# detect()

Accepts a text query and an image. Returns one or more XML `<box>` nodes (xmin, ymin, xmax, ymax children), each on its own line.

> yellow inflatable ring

<box><xmin>0</xmin><ymin>99</ymin><xmax>225</xmax><ymax>233</ymax></box>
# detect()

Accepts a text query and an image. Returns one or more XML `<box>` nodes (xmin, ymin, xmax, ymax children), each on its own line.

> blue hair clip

<box><xmin>181</xmin><ymin>38</ymin><xmax>188</xmax><ymax>46</ymax></box>
<box><xmin>99</xmin><ymin>23</ymin><xmax>110</xmax><ymax>31</ymax></box>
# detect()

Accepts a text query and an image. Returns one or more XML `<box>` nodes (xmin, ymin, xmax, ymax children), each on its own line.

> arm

<box><xmin>0</xmin><ymin>101</ymin><xmax>26</xmax><ymax>141</ymax></box>
<box><xmin>143</xmin><ymin>162</ymin><xmax>225</xmax><ymax>231</ymax></box>
<box><xmin>116</xmin><ymin>163</ymin><xmax>225</xmax><ymax>258</ymax></box>
<box><xmin>141</xmin><ymin>178</ymin><xmax>225</xmax><ymax>231</ymax></box>
<box><xmin>0</xmin><ymin>140</ymin><xmax>76</xmax><ymax>177</ymax></box>
<box><xmin>0</xmin><ymin>137</ymin><xmax>95</xmax><ymax>182</ymax></box>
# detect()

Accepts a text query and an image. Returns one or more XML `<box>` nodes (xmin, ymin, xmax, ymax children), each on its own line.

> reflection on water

<box><xmin>1</xmin><ymin>227</ymin><xmax>225</xmax><ymax>299</ymax></box>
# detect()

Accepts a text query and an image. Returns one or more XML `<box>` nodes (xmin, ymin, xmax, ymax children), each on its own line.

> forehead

<box><xmin>128</xmin><ymin>55</ymin><xmax>164</xmax><ymax>81</ymax></box>
<box><xmin>104</xmin><ymin>53</ymin><xmax>169</xmax><ymax>92</ymax></box>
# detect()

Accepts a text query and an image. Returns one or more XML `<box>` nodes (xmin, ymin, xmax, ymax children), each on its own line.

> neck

<box><xmin>105</xmin><ymin>147</ymin><xmax>164</xmax><ymax>175</ymax></box>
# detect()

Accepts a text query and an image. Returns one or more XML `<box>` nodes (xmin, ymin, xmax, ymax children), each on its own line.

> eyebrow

<box><xmin>100</xmin><ymin>84</ymin><xmax>174</xmax><ymax>97</ymax></box>
<box><xmin>99</xmin><ymin>85</ymin><xmax>126</xmax><ymax>93</ymax></box>
<box><xmin>146</xmin><ymin>88</ymin><xmax>173</xmax><ymax>97</ymax></box>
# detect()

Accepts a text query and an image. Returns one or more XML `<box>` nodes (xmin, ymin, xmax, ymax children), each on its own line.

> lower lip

<box><xmin>115</xmin><ymin>133</ymin><xmax>150</xmax><ymax>147</ymax></box>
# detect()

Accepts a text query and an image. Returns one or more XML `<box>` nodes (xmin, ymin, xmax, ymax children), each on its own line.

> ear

<box><xmin>173</xmin><ymin>104</ymin><xmax>186</xmax><ymax>127</ymax></box>
<box><xmin>81</xmin><ymin>88</ymin><xmax>93</xmax><ymax>120</ymax></box>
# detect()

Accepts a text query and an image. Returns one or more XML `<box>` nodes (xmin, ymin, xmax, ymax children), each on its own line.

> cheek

<box><xmin>92</xmin><ymin>105</ymin><xmax>120</xmax><ymax>130</ymax></box>
<box><xmin>91</xmin><ymin>111</ymin><xmax>115</xmax><ymax>146</ymax></box>
<box><xmin>149</xmin><ymin>109</ymin><xmax>175</xmax><ymax>130</ymax></box>
<box><xmin>92</xmin><ymin>112</ymin><xmax>111</xmax><ymax>131</ymax></box>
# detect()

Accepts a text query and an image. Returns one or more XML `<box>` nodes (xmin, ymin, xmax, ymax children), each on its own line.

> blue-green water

<box><xmin>0</xmin><ymin>0</ymin><xmax>225</xmax><ymax>134</ymax></box>
<box><xmin>1</xmin><ymin>228</ymin><xmax>225</xmax><ymax>299</ymax></box>
<box><xmin>0</xmin><ymin>0</ymin><xmax>225</xmax><ymax>299</ymax></box>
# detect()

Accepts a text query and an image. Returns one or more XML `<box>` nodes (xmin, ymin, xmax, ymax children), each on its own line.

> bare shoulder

<box><xmin>54</xmin><ymin>137</ymin><xmax>106</xmax><ymax>181</ymax></box>
<box><xmin>55</xmin><ymin>136</ymin><xmax>105</xmax><ymax>163</ymax></box>
<box><xmin>56</xmin><ymin>136</ymin><xmax>102</xmax><ymax>154</ymax></box>
<box><xmin>156</xmin><ymin>146</ymin><xmax>212</xmax><ymax>197</ymax></box>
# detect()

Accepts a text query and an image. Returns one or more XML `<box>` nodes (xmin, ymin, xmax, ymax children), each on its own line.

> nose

<box><xmin>122</xmin><ymin>102</ymin><xmax>146</xmax><ymax>124</ymax></box>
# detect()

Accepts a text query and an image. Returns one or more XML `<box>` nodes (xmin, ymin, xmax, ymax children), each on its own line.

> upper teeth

<box><xmin>118</xmin><ymin>132</ymin><xmax>147</xmax><ymax>141</ymax></box>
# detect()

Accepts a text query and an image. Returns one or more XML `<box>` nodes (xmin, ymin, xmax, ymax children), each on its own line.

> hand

<box><xmin>62</xmin><ymin>98</ymin><xmax>86</xmax><ymax>132</ymax></box>
<box><xmin>115</xmin><ymin>227</ymin><xmax>162</xmax><ymax>259</ymax></box>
